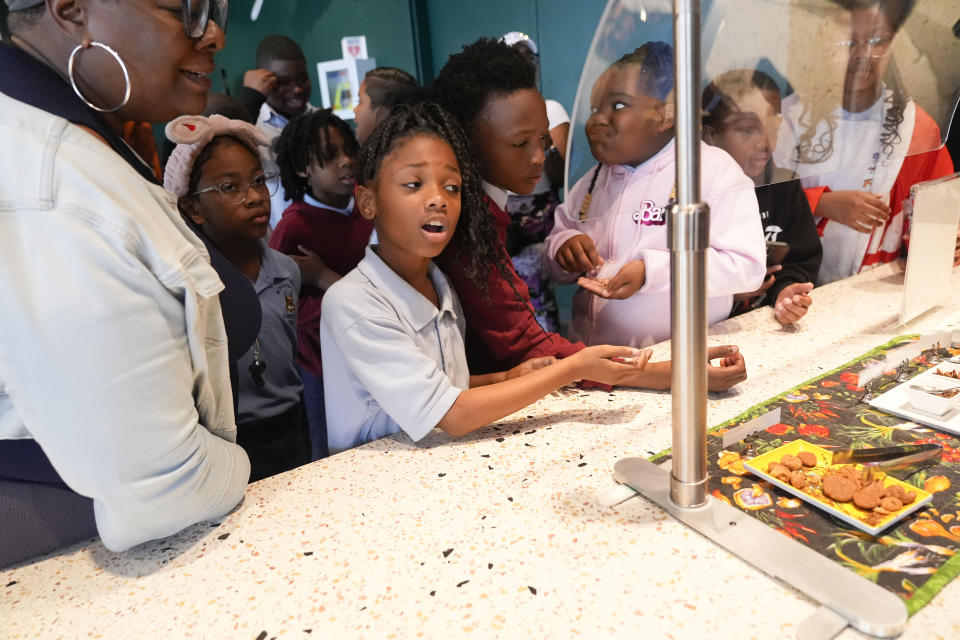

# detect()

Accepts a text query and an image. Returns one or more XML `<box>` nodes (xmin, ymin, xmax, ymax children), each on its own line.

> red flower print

<box><xmin>838</xmin><ymin>371</ymin><xmax>863</xmax><ymax>391</ymax></box>
<box><xmin>766</xmin><ymin>423</ymin><xmax>793</xmax><ymax>435</ymax></box>
<box><xmin>798</xmin><ymin>423</ymin><xmax>830</xmax><ymax>438</ymax></box>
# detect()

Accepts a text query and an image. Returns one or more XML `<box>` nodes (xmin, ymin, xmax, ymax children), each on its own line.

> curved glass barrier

<box><xmin>564</xmin><ymin>0</ymin><xmax>960</xmax><ymax>285</ymax></box>
<box><xmin>568</xmin><ymin>0</ymin><xmax>959</xmax><ymax>190</ymax></box>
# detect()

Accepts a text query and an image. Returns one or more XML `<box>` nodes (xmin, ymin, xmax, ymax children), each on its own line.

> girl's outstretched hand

<box><xmin>578</xmin><ymin>260</ymin><xmax>646</xmax><ymax>299</ymax></box>
<box><xmin>707</xmin><ymin>345</ymin><xmax>747</xmax><ymax>391</ymax></box>
<box><xmin>569</xmin><ymin>345</ymin><xmax>652</xmax><ymax>386</ymax></box>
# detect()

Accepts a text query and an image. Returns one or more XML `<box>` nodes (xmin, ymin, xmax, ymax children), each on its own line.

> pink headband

<box><xmin>163</xmin><ymin>115</ymin><xmax>269</xmax><ymax>197</ymax></box>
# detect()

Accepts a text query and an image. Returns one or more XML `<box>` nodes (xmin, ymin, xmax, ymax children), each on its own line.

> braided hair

<box><xmin>363</xmin><ymin>67</ymin><xmax>422</xmax><ymax>110</ymax></box>
<box><xmin>356</xmin><ymin>103</ymin><xmax>513</xmax><ymax>292</ymax></box>
<box><xmin>274</xmin><ymin>108</ymin><xmax>359</xmax><ymax>202</ymax></box>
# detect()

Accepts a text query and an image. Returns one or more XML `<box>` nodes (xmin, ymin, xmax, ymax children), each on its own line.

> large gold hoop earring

<box><xmin>67</xmin><ymin>41</ymin><xmax>131</xmax><ymax>113</ymax></box>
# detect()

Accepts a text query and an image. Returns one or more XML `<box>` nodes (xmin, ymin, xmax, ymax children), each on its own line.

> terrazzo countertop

<box><xmin>4</xmin><ymin>261</ymin><xmax>960</xmax><ymax>639</ymax></box>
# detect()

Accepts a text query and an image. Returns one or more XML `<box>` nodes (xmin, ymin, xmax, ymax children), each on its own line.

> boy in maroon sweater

<box><xmin>270</xmin><ymin>109</ymin><xmax>373</xmax><ymax>458</ymax></box>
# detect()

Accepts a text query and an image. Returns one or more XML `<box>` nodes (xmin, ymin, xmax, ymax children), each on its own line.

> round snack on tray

<box><xmin>838</xmin><ymin>465</ymin><xmax>860</xmax><ymax>481</ymax></box>
<box><xmin>880</xmin><ymin>496</ymin><xmax>904</xmax><ymax>511</ymax></box>
<box><xmin>797</xmin><ymin>451</ymin><xmax>817</xmax><ymax>468</ymax></box>
<box><xmin>790</xmin><ymin>470</ymin><xmax>807</xmax><ymax>489</ymax></box>
<box><xmin>823</xmin><ymin>473</ymin><xmax>856</xmax><ymax>502</ymax></box>
<box><xmin>901</xmin><ymin>490</ymin><xmax>917</xmax><ymax>505</ymax></box>
<box><xmin>781</xmin><ymin>454</ymin><xmax>803</xmax><ymax>471</ymax></box>
<box><xmin>767</xmin><ymin>462</ymin><xmax>791</xmax><ymax>482</ymax></box>
<box><xmin>853</xmin><ymin>483</ymin><xmax>884</xmax><ymax>510</ymax></box>
<box><xmin>885</xmin><ymin>484</ymin><xmax>905</xmax><ymax>500</ymax></box>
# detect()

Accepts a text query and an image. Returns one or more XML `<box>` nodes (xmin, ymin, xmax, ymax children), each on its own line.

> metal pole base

<box><xmin>670</xmin><ymin>473</ymin><xmax>708</xmax><ymax>508</ymax></box>
<box><xmin>614</xmin><ymin>457</ymin><xmax>908</xmax><ymax>639</ymax></box>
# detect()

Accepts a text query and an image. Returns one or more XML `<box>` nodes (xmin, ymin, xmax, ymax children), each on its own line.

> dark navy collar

<box><xmin>0</xmin><ymin>40</ymin><xmax>159</xmax><ymax>184</ymax></box>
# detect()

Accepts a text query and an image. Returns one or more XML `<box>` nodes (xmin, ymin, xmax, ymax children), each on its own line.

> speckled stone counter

<box><xmin>4</xmin><ymin>261</ymin><xmax>960</xmax><ymax>639</ymax></box>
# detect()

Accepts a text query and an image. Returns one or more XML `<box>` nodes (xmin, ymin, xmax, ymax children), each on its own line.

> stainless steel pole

<box><xmin>668</xmin><ymin>0</ymin><xmax>709</xmax><ymax>508</ymax></box>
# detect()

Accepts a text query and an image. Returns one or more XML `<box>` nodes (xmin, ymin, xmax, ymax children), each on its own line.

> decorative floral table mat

<box><xmin>652</xmin><ymin>336</ymin><xmax>960</xmax><ymax>615</ymax></box>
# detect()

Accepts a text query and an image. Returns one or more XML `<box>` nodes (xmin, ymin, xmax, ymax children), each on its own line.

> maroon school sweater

<box><xmin>436</xmin><ymin>196</ymin><xmax>584</xmax><ymax>375</ymax></box>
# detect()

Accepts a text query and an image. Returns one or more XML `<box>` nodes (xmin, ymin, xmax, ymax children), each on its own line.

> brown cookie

<box><xmin>767</xmin><ymin>462</ymin><xmax>791</xmax><ymax>482</ymax></box>
<box><xmin>781</xmin><ymin>454</ymin><xmax>803</xmax><ymax>472</ymax></box>
<box><xmin>823</xmin><ymin>473</ymin><xmax>856</xmax><ymax>502</ymax></box>
<box><xmin>885</xmin><ymin>484</ymin><xmax>905</xmax><ymax>500</ymax></box>
<box><xmin>790</xmin><ymin>470</ymin><xmax>808</xmax><ymax>489</ymax></box>
<box><xmin>797</xmin><ymin>451</ymin><xmax>817</xmax><ymax>468</ymax></box>
<box><xmin>838</xmin><ymin>465</ymin><xmax>859</xmax><ymax>480</ymax></box>
<box><xmin>901</xmin><ymin>491</ymin><xmax>917</xmax><ymax>505</ymax></box>
<box><xmin>853</xmin><ymin>484</ymin><xmax>884</xmax><ymax>510</ymax></box>
<box><xmin>880</xmin><ymin>496</ymin><xmax>904</xmax><ymax>511</ymax></box>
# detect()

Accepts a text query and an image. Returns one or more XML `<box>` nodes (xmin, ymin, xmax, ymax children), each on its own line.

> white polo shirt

<box><xmin>321</xmin><ymin>246</ymin><xmax>469</xmax><ymax>453</ymax></box>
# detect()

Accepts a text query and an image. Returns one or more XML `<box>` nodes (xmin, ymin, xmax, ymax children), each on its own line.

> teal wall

<box><xmin>213</xmin><ymin>0</ymin><xmax>421</xmax><ymax>96</ymax></box>
<box><xmin>422</xmin><ymin>0</ymin><xmax>605</xmax><ymax>111</ymax></box>
<box><xmin>211</xmin><ymin>0</ymin><xmax>605</xmax><ymax>118</ymax></box>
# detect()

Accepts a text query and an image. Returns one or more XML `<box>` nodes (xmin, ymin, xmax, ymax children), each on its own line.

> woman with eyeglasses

<box><xmin>773</xmin><ymin>0</ymin><xmax>954</xmax><ymax>284</ymax></box>
<box><xmin>0</xmin><ymin>0</ymin><xmax>251</xmax><ymax>567</ymax></box>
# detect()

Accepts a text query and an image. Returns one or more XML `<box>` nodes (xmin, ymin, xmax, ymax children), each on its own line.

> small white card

<box><xmin>858</xmin><ymin>363</ymin><xmax>886</xmax><ymax>389</ymax></box>
<box><xmin>722</xmin><ymin>407</ymin><xmax>782</xmax><ymax>448</ymax></box>
<box><xmin>934</xmin><ymin>330</ymin><xmax>952</xmax><ymax>350</ymax></box>
<box><xmin>341</xmin><ymin>35</ymin><xmax>368</xmax><ymax>60</ymax></box>
<box><xmin>886</xmin><ymin>344</ymin><xmax>921</xmax><ymax>369</ymax></box>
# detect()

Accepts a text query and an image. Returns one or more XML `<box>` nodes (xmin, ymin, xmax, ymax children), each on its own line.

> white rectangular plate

<box><xmin>869</xmin><ymin>361</ymin><xmax>960</xmax><ymax>434</ymax></box>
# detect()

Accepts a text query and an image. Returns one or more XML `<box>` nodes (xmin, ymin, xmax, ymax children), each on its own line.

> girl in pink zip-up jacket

<box><xmin>543</xmin><ymin>43</ymin><xmax>766</xmax><ymax>348</ymax></box>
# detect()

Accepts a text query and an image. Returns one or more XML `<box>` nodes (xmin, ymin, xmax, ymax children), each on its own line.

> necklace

<box><xmin>577</xmin><ymin>163</ymin><xmax>677</xmax><ymax>222</ymax></box>
<box><xmin>249</xmin><ymin>339</ymin><xmax>267</xmax><ymax>388</ymax></box>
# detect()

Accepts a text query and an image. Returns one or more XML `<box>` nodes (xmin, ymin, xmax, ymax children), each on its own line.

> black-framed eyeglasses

<box><xmin>188</xmin><ymin>172</ymin><xmax>279</xmax><ymax>205</ymax></box>
<box><xmin>182</xmin><ymin>0</ymin><xmax>229</xmax><ymax>39</ymax></box>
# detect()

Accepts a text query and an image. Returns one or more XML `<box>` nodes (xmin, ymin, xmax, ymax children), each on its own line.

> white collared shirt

<box><xmin>321</xmin><ymin>246</ymin><xmax>469</xmax><ymax>453</ymax></box>
<box><xmin>482</xmin><ymin>180</ymin><xmax>511</xmax><ymax>210</ymax></box>
<box><xmin>303</xmin><ymin>192</ymin><xmax>355</xmax><ymax>216</ymax></box>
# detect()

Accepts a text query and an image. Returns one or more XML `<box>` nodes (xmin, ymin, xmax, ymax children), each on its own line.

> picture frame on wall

<box><xmin>316</xmin><ymin>57</ymin><xmax>377</xmax><ymax>120</ymax></box>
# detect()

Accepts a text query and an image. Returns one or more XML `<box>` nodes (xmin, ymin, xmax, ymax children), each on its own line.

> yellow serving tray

<box><xmin>742</xmin><ymin>439</ymin><xmax>933</xmax><ymax>536</ymax></box>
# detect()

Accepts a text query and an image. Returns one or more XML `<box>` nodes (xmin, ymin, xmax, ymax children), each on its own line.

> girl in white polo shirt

<box><xmin>543</xmin><ymin>42</ymin><xmax>767</xmax><ymax>348</ymax></box>
<box><xmin>320</xmin><ymin>104</ymin><xmax>652</xmax><ymax>453</ymax></box>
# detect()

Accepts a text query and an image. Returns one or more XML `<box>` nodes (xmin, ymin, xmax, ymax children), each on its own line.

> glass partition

<box><xmin>567</xmin><ymin>0</ymin><xmax>960</xmax><ymax>192</ymax></box>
